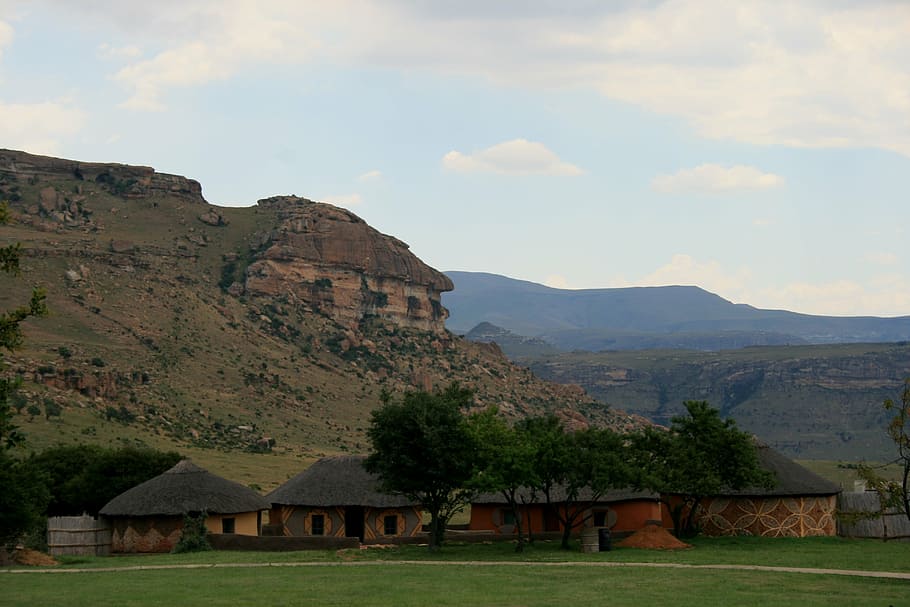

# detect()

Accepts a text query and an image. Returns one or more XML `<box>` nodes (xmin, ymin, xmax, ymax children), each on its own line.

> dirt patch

<box><xmin>616</xmin><ymin>524</ymin><xmax>692</xmax><ymax>550</ymax></box>
<box><xmin>13</xmin><ymin>549</ymin><xmax>59</xmax><ymax>566</ymax></box>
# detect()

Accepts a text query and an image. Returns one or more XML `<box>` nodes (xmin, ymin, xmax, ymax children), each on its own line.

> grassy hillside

<box><xmin>1</xmin><ymin>157</ymin><xmax>632</xmax><ymax>489</ymax></box>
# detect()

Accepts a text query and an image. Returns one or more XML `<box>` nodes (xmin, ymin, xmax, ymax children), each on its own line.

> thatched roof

<box><xmin>267</xmin><ymin>455</ymin><xmax>417</xmax><ymax>508</ymax></box>
<box><xmin>473</xmin><ymin>487</ymin><xmax>658</xmax><ymax>505</ymax></box>
<box><xmin>99</xmin><ymin>460</ymin><xmax>270</xmax><ymax>517</ymax></box>
<box><xmin>717</xmin><ymin>444</ymin><xmax>841</xmax><ymax>497</ymax></box>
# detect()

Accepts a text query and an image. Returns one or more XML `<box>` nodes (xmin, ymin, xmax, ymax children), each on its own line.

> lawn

<box><xmin>3</xmin><ymin>537</ymin><xmax>909</xmax><ymax>606</ymax></box>
<box><xmin>2</xmin><ymin>561</ymin><xmax>906</xmax><ymax>607</ymax></box>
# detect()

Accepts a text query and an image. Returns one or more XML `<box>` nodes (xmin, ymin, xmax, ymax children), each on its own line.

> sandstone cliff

<box><xmin>244</xmin><ymin>196</ymin><xmax>453</xmax><ymax>333</ymax></box>
<box><xmin>0</xmin><ymin>148</ymin><xmax>205</xmax><ymax>204</ymax></box>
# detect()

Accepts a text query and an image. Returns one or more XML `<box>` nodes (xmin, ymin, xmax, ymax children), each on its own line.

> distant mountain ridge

<box><xmin>443</xmin><ymin>271</ymin><xmax>910</xmax><ymax>351</ymax></box>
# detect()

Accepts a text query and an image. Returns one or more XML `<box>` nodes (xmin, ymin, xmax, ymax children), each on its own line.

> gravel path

<box><xmin>3</xmin><ymin>560</ymin><xmax>910</xmax><ymax>580</ymax></box>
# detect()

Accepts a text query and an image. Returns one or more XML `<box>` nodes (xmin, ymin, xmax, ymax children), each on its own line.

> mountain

<box><xmin>0</xmin><ymin>149</ymin><xmax>644</xmax><ymax>488</ymax></box>
<box><xmin>522</xmin><ymin>342</ymin><xmax>910</xmax><ymax>461</ymax></box>
<box><xmin>443</xmin><ymin>271</ymin><xmax>910</xmax><ymax>351</ymax></box>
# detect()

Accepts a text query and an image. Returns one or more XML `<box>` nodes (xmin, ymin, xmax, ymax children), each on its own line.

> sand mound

<box><xmin>616</xmin><ymin>524</ymin><xmax>692</xmax><ymax>550</ymax></box>
<box><xmin>13</xmin><ymin>549</ymin><xmax>59</xmax><ymax>566</ymax></box>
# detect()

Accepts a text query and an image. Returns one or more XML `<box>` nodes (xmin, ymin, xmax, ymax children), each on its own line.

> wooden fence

<box><xmin>47</xmin><ymin>515</ymin><xmax>112</xmax><ymax>556</ymax></box>
<box><xmin>837</xmin><ymin>492</ymin><xmax>910</xmax><ymax>541</ymax></box>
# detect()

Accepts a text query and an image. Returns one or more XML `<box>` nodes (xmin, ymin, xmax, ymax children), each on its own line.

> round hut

<box><xmin>266</xmin><ymin>455</ymin><xmax>423</xmax><ymax>543</ymax></box>
<box><xmin>100</xmin><ymin>459</ymin><xmax>270</xmax><ymax>553</ymax></box>
<box><xmin>685</xmin><ymin>444</ymin><xmax>841</xmax><ymax>537</ymax></box>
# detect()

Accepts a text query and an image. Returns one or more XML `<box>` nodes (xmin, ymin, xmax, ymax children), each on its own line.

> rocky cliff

<box><xmin>243</xmin><ymin>196</ymin><xmax>453</xmax><ymax>333</ymax></box>
<box><xmin>0</xmin><ymin>149</ymin><xmax>206</xmax><ymax>204</ymax></box>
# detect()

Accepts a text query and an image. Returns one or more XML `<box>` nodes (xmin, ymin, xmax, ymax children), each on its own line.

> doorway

<box><xmin>345</xmin><ymin>506</ymin><xmax>365</xmax><ymax>542</ymax></box>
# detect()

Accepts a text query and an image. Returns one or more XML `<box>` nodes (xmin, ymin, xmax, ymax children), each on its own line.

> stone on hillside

<box><xmin>110</xmin><ymin>239</ymin><xmax>135</xmax><ymax>253</ymax></box>
<box><xmin>198</xmin><ymin>209</ymin><xmax>226</xmax><ymax>226</ymax></box>
<box><xmin>39</xmin><ymin>187</ymin><xmax>61</xmax><ymax>213</ymax></box>
<box><xmin>64</xmin><ymin>269</ymin><xmax>81</xmax><ymax>282</ymax></box>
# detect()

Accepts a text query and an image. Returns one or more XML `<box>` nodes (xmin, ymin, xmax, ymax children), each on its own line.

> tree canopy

<box><xmin>365</xmin><ymin>382</ymin><xmax>478</xmax><ymax>551</ymax></box>
<box><xmin>631</xmin><ymin>400</ymin><xmax>773</xmax><ymax>537</ymax></box>
<box><xmin>0</xmin><ymin>200</ymin><xmax>51</xmax><ymax>548</ymax></box>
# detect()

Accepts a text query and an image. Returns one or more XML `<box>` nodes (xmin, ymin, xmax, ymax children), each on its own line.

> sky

<box><xmin>1</xmin><ymin>0</ymin><xmax>908</xmax><ymax>317</ymax></box>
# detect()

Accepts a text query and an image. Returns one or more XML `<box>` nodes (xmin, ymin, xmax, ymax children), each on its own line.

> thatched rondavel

<box><xmin>266</xmin><ymin>455</ymin><xmax>423</xmax><ymax>542</ymax></box>
<box><xmin>470</xmin><ymin>487</ymin><xmax>662</xmax><ymax>537</ymax></box>
<box><xmin>683</xmin><ymin>444</ymin><xmax>842</xmax><ymax>537</ymax></box>
<box><xmin>99</xmin><ymin>460</ymin><xmax>269</xmax><ymax>553</ymax></box>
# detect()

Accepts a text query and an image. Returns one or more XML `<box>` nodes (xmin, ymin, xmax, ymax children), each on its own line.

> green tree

<box><xmin>30</xmin><ymin>445</ymin><xmax>181</xmax><ymax>516</ymax></box>
<box><xmin>861</xmin><ymin>380</ymin><xmax>910</xmax><ymax>526</ymax></box>
<box><xmin>365</xmin><ymin>383</ymin><xmax>478</xmax><ymax>552</ymax></box>
<box><xmin>0</xmin><ymin>200</ymin><xmax>51</xmax><ymax>548</ymax></box>
<box><xmin>468</xmin><ymin>407</ymin><xmax>537</xmax><ymax>552</ymax></box>
<box><xmin>632</xmin><ymin>400</ymin><xmax>773</xmax><ymax>537</ymax></box>
<box><xmin>545</xmin><ymin>426</ymin><xmax>635</xmax><ymax>549</ymax></box>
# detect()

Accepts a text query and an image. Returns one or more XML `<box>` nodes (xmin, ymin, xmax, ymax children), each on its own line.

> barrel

<box><xmin>580</xmin><ymin>527</ymin><xmax>599</xmax><ymax>553</ymax></box>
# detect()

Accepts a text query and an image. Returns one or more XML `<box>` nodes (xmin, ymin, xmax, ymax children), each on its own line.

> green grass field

<box><xmin>3</xmin><ymin>537</ymin><xmax>909</xmax><ymax>606</ymax></box>
<box><xmin>3</xmin><ymin>563</ymin><xmax>906</xmax><ymax>607</ymax></box>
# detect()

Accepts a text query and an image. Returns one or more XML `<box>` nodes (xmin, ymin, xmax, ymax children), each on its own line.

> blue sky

<box><xmin>1</xmin><ymin>1</ymin><xmax>908</xmax><ymax>316</ymax></box>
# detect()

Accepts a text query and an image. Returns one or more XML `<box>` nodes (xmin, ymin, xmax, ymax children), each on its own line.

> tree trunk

<box><xmin>428</xmin><ymin>511</ymin><xmax>440</xmax><ymax>552</ymax></box>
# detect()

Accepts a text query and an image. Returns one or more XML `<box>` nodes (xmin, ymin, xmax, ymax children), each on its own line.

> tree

<box><xmin>0</xmin><ymin>200</ymin><xmax>50</xmax><ymax>548</ymax></box>
<box><xmin>862</xmin><ymin>380</ymin><xmax>910</xmax><ymax>526</ymax></box>
<box><xmin>543</xmin><ymin>426</ymin><xmax>635</xmax><ymax>549</ymax></box>
<box><xmin>631</xmin><ymin>400</ymin><xmax>773</xmax><ymax>537</ymax></box>
<box><xmin>365</xmin><ymin>383</ymin><xmax>478</xmax><ymax>551</ymax></box>
<box><xmin>30</xmin><ymin>445</ymin><xmax>182</xmax><ymax>516</ymax></box>
<box><xmin>468</xmin><ymin>407</ymin><xmax>537</xmax><ymax>552</ymax></box>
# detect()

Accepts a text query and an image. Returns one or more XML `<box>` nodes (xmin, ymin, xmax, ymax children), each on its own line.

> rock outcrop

<box><xmin>244</xmin><ymin>196</ymin><xmax>453</xmax><ymax>332</ymax></box>
<box><xmin>0</xmin><ymin>148</ymin><xmax>206</xmax><ymax>204</ymax></box>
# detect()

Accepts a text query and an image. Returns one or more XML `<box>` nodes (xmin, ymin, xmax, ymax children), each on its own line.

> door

<box><xmin>345</xmin><ymin>506</ymin><xmax>365</xmax><ymax>542</ymax></box>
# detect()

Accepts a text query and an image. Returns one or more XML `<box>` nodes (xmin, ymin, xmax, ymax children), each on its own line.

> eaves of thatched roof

<box><xmin>266</xmin><ymin>455</ymin><xmax>417</xmax><ymax>508</ymax></box>
<box><xmin>717</xmin><ymin>444</ymin><xmax>841</xmax><ymax>497</ymax></box>
<box><xmin>99</xmin><ymin>460</ymin><xmax>270</xmax><ymax>517</ymax></box>
<box><xmin>472</xmin><ymin>487</ymin><xmax>659</xmax><ymax>505</ymax></box>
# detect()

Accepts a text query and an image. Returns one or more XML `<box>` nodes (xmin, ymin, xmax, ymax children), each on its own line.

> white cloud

<box><xmin>0</xmin><ymin>18</ymin><xmax>12</xmax><ymax>61</ymax></box>
<box><xmin>636</xmin><ymin>254</ymin><xmax>754</xmax><ymax>297</ymax></box>
<box><xmin>651</xmin><ymin>164</ymin><xmax>784</xmax><ymax>194</ymax></box>
<box><xmin>627</xmin><ymin>253</ymin><xmax>910</xmax><ymax>317</ymax></box>
<box><xmin>97</xmin><ymin>43</ymin><xmax>141</xmax><ymax>60</ymax></box>
<box><xmin>321</xmin><ymin>193</ymin><xmax>363</xmax><ymax>208</ymax></box>
<box><xmin>865</xmin><ymin>251</ymin><xmax>898</xmax><ymax>266</ymax></box>
<box><xmin>357</xmin><ymin>169</ymin><xmax>382</xmax><ymax>181</ymax></box>
<box><xmin>443</xmin><ymin>139</ymin><xmax>583</xmax><ymax>176</ymax></box>
<box><xmin>28</xmin><ymin>1</ymin><xmax>910</xmax><ymax>156</ymax></box>
<box><xmin>109</xmin><ymin>2</ymin><xmax>319</xmax><ymax>111</ymax></box>
<box><xmin>0</xmin><ymin>101</ymin><xmax>86</xmax><ymax>155</ymax></box>
<box><xmin>544</xmin><ymin>274</ymin><xmax>572</xmax><ymax>289</ymax></box>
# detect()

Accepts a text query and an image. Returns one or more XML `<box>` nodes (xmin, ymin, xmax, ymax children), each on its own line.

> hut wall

<box><xmin>204</xmin><ymin>512</ymin><xmax>260</xmax><ymax>536</ymax></box>
<box><xmin>469</xmin><ymin>504</ymin><xmax>547</xmax><ymax>535</ymax></box>
<box><xmin>689</xmin><ymin>495</ymin><xmax>837</xmax><ymax>537</ymax></box>
<box><xmin>606</xmin><ymin>501</ymin><xmax>663</xmax><ymax>533</ymax></box>
<box><xmin>273</xmin><ymin>505</ymin><xmax>422</xmax><ymax>540</ymax></box>
<box><xmin>837</xmin><ymin>492</ymin><xmax>910</xmax><ymax>540</ymax></box>
<box><xmin>470</xmin><ymin>501</ymin><xmax>660</xmax><ymax>535</ymax></box>
<box><xmin>109</xmin><ymin>516</ymin><xmax>183</xmax><ymax>553</ymax></box>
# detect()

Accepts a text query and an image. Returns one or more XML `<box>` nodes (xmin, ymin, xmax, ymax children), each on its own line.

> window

<box><xmin>502</xmin><ymin>510</ymin><xmax>516</xmax><ymax>526</ymax></box>
<box><xmin>593</xmin><ymin>511</ymin><xmax>607</xmax><ymax>527</ymax></box>
<box><xmin>383</xmin><ymin>515</ymin><xmax>398</xmax><ymax>536</ymax></box>
<box><xmin>311</xmin><ymin>514</ymin><xmax>325</xmax><ymax>536</ymax></box>
<box><xmin>221</xmin><ymin>518</ymin><xmax>236</xmax><ymax>534</ymax></box>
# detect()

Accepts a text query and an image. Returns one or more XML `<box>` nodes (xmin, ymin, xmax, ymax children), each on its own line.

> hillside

<box><xmin>520</xmin><ymin>342</ymin><xmax>910</xmax><ymax>461</ymax></box>
<box><xmin>443</xmin><ymin>271</ymin><xmax>910</xmax><ymax>351</ymax></box>
<box><xmin>0</xmin><ymin>149</ymin><xmax>644</xmax><ymax>488</ymax></box>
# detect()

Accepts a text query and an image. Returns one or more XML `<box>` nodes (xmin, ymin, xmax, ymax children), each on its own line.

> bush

<box><xmin>172</xmin><ymin>512</ymin><xmax>212</xmax><ymax>553</ymax></box>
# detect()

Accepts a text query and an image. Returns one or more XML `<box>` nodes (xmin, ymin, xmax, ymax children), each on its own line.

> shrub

<box><xmin>172</xmin><ymin>512</ymin><xmax>212</xmax><ymax>553</ymax></box>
